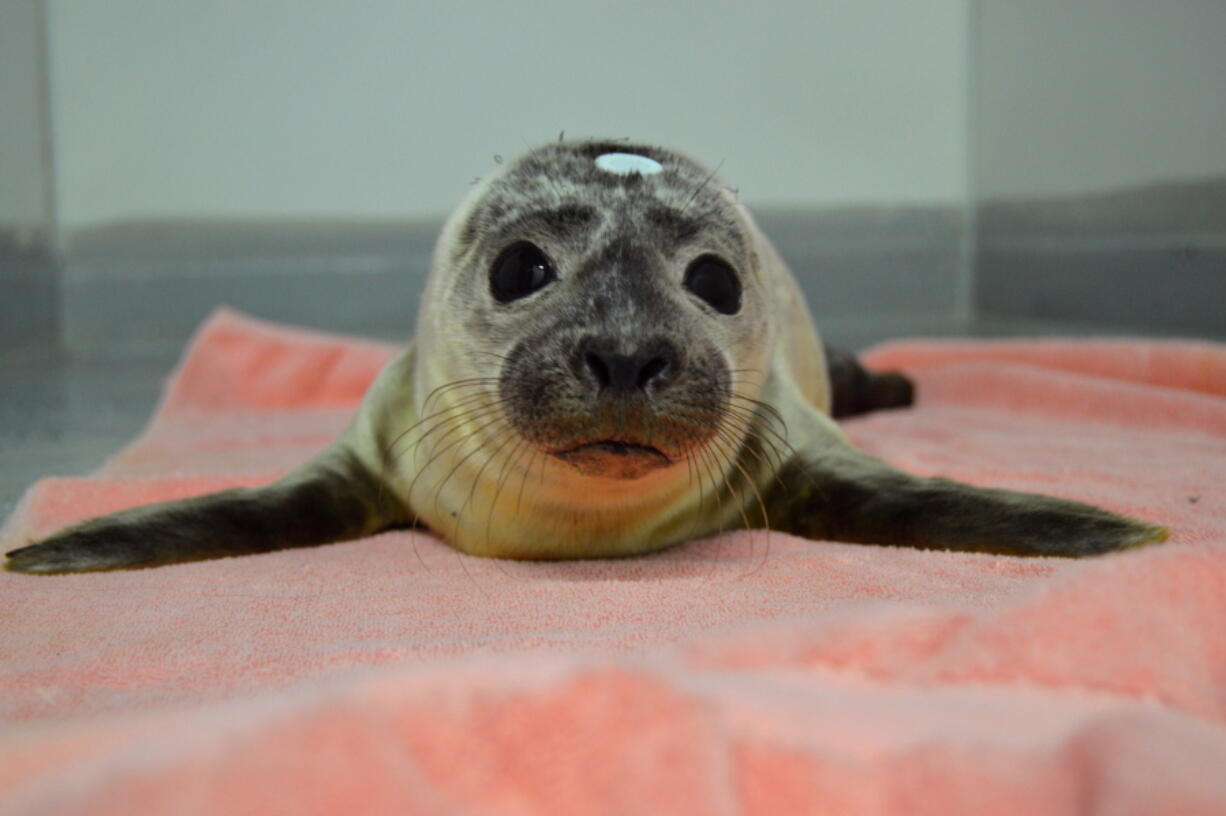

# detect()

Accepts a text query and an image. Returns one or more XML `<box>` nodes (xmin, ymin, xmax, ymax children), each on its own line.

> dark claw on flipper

<box><xmin>1116</xmin><ymin>523</ymin><xmax>1171</xmax><ymax>552</ymax></box>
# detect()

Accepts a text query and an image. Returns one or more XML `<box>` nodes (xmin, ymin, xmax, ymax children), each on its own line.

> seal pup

<box><xmin>5</xmin><ymin>141</ymin><xmax>1168</xmax><ymax>573</ymax></box>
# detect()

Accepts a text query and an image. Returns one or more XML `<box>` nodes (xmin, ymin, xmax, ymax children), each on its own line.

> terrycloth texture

<box><xmin>3</xmin><ymin>309</ymin><xmax>1225</xmax><ymax>815</ymax></box>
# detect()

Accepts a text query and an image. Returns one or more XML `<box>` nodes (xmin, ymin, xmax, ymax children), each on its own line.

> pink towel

<box><xmin>3</xmin><ymin>309</ymin><xmax>1224</xmax><ymax>815</ymax></box>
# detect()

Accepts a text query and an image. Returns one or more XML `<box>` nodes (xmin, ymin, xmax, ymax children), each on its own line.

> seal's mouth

<box><xmin>550</xmin><ymin>439</ymin><xmax>672</xmax><ymax>480</ymax></box>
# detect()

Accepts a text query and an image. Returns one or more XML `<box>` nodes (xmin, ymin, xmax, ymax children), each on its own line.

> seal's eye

<box><xmin>683</xmin><ymin>255</ymin><xmax>741</xmax><ymax>315</ymax></box>
<box><xmin>490</xmin><ymin>241</ymin><xmax>556</xmax><ymax>303</ymax></box>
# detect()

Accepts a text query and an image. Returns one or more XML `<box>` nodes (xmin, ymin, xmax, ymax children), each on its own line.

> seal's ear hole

<box><xmin>683</xmin><ymin>255</ymin><xmax>741</xmax><ymax>315</ymax></box>
<box><xmin>490</xmin><ymin>241</ymin><xmax>556</xmax><ymax>303</ymax></box>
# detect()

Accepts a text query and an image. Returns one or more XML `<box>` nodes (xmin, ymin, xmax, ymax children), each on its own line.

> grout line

<box><xmin>34</xmin><ymin>0</ymin><xmax>59</xmax><ymax>257</ymax></box>
<box><xmin>33</xmin><ymin>0</ymin><xmax>65</xmax><ymax>356</ymax></box>
<box><xmin>957</xmin><ymin>0</ymin><xmax>982</xmax><ymax>330</ymax></box>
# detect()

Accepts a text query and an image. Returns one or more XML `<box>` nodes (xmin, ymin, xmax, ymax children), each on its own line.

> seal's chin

<box><xmin>551</xmin><ymin>440</ymin><xmax>672</xmax><ymax>480</ymax></box>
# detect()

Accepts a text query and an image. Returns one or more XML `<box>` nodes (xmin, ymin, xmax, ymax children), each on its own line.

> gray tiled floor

<box><xmin>0</xmin><ymin>350</ymin><xmax>177</xmax><ymax>522</ymax></box>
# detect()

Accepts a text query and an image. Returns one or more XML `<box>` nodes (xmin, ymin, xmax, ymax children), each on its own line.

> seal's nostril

<box><xmin>637</xmin><ymin>355</ymin><xmax>669</xmax><ymax>390</ymax></box>
<box><xmin>584</xmin><ymin>351</ymin><xmax>610</xmax><ymax>389</ymax></box>
<box><xmin>579</xmin><ymin>339</ymin><xmax>677</xmax><ymax>394</ymax></box>
<box><xmin>584</xmin><ymin>351</ymin><xmax>670</xmax><ymax>393</ymax></box>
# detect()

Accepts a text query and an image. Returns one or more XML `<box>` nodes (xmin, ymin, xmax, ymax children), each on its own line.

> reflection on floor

<box><xmin>1</xmin><ymin>350</ymin><xmax>178</xmax><ymax>524</ymax></box>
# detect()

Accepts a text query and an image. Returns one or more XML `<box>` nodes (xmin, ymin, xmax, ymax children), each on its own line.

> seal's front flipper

<box><xmin>823</xmin><ymin>345</ymin><xmax>914</xmax><ymax>419</ymax></box>
<box><xmin>766</xmin><ymin>446</ymin><xmax>1168</xmax><ymax>557</ymax></box>
<box><xmin>5</xmin><ymin>452</ymin><xmax>406</xmax><ymax>574</ymax></box>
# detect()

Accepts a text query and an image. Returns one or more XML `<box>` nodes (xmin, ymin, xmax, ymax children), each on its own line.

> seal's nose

<box><xmin>577</xmin><ymin>339</ymin><xmax>675</xmax><ymax>395</ymax></box>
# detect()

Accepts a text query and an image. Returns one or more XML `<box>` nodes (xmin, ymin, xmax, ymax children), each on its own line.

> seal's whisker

<box><xmin>385</xmin><ymin>388</ymin><xmax>501</xmax><ymax>458</ymax></box>
<box><xmin>719</xmin><ymin>399</ymin><xmax>797</xmax><ymax>464</ymax></box>
<box><xmin>389</xmin><ymin>404</ymin><xmax>498</xmax><ymax>468</ymax></box>
<box><xmin>682</xmin><ymin>427</ymin><xmax>725</xmax><ymax>588</ymax></box>
<box><xmin>719</xmin><ymin>397</ymin><xmax>833</xmax><ymax>500</ymax></box>
<box><xmin>459</xmin><ymin>421</ymin><xmax>521</xmax><ymax>527</ymax></box>
<box><xmin>726</xmin><ymin>392</ymin><xmax>788</xmax><ymax>430</ymax></box>
<box><xmin>681</xmin><ymin>158</ymin><xmax>725</xmax><ymax>215</ymax></box>
<box><xmin>718</xmin><ymin>440</ymin><xmax>773</xmax><ymax>581</ymax></box>
<box><xmin>434</xmin><ymin>419</ymin><xmax>516</xmax><ymax>590</ymax></box>
<box><xmin>726</xmin><ymin>367</ymin><xmax>768</xmax><ymax>386</ymax></box>
<box><xmin>727</xmin><ymin>393</ymin><xmax>790</xmax><ymax>437</ymax></box>
<box><xmin>680</xmin><ymin>434</ymin><xmax>718</xmax><ymax>543</ymax></box>
<box><xmin>401</xmin><ymin>407</ymin><xmax>510</xmax><ymax>512</ymax></box>
<box><xmin>418</xmin><ymin>383</ymin><xmax>503</xmax><ymax>421</ymax></box>
<box><xmin>485</xmin><ymin>435</ymin><xmax>532</xmax><ymax>549</ymax></box>
<box><xmin>708</xmin><ymin>418</ymin><xmax>784</xmax><ymax>495</ymax></box>
<box><xmin>695</xmin><ymin>434</ymin><xmax>734</xmax><ymax>529</ymax></box>
<box><xmin>515</xmin><ymin>445</ymin><xmax>542</xmax><ymax>515</ymax></box>
<box><xmin>676</xmin><ymin>428</ymin><xmax>724</xmax><ymax>586</ymax></box>
<box><xmin>712</xmin><ymin>410</ymin><xmax>789</xmax><ymax>489</ymax></box>
<box><xmin>414</xmin><ymin>386</ymin><xmax>501</xmax><ymax>435</ymax></box>
<box><xmin>696</xmin><ymin>430</ymin><xmax>743</xmax><ymax>570</ymax></box>
<box><xmin>419</xmin><ymin>376</ymin><xmax>501</xmax><ymax>416</ymax></box>
<box><xmin>471</xmin><ymin>349</ymin><xmax>514</xmax><ymax>365</ymax></box>
<box><xmin>685</xmin><ymin>417</ymin><xmax>772</xmax><ymax>579</ymax></box>
<box><xmin>453</xmin><ymin>541</ymin><xmax>489</xmax><ymax>600</ymax></box>
<box><xmin>457</xmin><ymin>422</ymin><xmax>521</xmax><ymax>547</ymax></box>
<box><xmin>664</xmin><ymin>401</ymin><xmax>787</xmax><ymax>482</ymax></box>
<box><xmin>394</xmin><ymin>401</ymin><xmax>505</xmax><ymax>471</ymax></box>
<box><xmin>379</xmin><ymin>394</ymin><xmax>503</xmax><ymax>532</ymax></box>
<box><xmin>410</xmin><ymin>397</ymin><xmax>508</xmax><ymax>459</ymax></box>
<box><xmin>703</xmin><ymin>422</ymin><xmax>763</xmax><ymax>528</ymax></box>
<box><xmin>428</xmin><ymin>415</ymin><xmax>514</xmax><ymax>519</ymax></box>
<box><xmin>462</xmin><ymin>435</ymin><xmax>521</xmax><ymax>579</ymax></box>
<box><xmin>683</xmin><ymin>438</ymin><xmax>697</xmax><ymax>491</ymax></box>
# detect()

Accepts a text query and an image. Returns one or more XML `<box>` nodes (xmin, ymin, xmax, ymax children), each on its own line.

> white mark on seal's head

<box><xmin>595</xmin><ymin>152</ymin><xmax>664</xmax><ymax>176</ymax></box>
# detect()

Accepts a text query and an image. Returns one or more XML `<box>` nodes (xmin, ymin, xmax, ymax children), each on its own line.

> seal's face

<box><xmin>427</xmin><ymin>141</ymin><xmax>773</xmax><ymax>483</ymax></box>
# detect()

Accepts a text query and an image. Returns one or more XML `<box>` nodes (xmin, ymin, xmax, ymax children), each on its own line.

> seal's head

<box><xmin>416</xmin><ymin>140</ymin><xmax>777</xmax><ymax>488</ymax></box>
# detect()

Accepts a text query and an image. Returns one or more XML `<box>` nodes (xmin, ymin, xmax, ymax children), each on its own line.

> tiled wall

<box><xmin>0</xmin><ymin>0</ymin><xmax>57</xmax><ymax>351</ymax></box>
<box><xmin>5</xmin><ymin>2</ymin><xmax>1224</xmax><ymax>358</ymax></box>
<box><xmin>971</xmin><ymin>0</ymin><xmax>1226</xmax><ymax>337</ymax></box>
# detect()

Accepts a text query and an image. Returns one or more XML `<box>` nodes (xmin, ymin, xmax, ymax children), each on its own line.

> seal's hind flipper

<box><xmin>824</xmin><ymin>345</ymin><xmax>915</xmax><ymax>419</ymax></box>
<box><xmin>765</xmin><ymin>445</ymin><xmax>1168</xmax><ymax>557</ymax></box>
<box><xmin>5</xmin><ymin>452</ymin><xmax>406</xmax><ymax>574</ymax></box>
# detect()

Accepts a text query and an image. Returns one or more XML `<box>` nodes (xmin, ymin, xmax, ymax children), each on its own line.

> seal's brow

<box><xmin>481</xmin><ymin>202</ymin><xmax>601</xmax><ymax>245</ymax></box>
<box><xmin>526</xmin><ymin>204</ymin><xmax>599</xmax><ymax>237</ymax></box>
<box><xmin>646</xmin><ymin>205</ymin><xmax>704</xmax><ymax>244</ymax></box>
